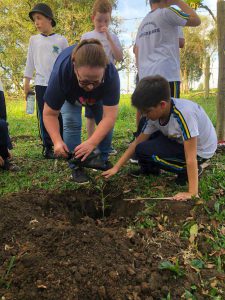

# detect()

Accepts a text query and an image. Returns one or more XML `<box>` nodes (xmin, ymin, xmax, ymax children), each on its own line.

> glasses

<box><xmin>75</xmin><ymin>69</ymin><xmax>104</xmax><ymax>88</ymax></box>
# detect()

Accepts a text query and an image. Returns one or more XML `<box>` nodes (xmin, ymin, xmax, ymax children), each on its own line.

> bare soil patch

<box><xmin>0</xmin><ymin>188</ymin><xmax>224</xmax><ymax>299</ymax></box>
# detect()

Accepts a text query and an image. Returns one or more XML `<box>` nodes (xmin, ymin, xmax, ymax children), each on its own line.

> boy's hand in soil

<box><xmin>173</xmin><ymin>192</ymin><xmax>199</xmax><ymax>201</ymax></box>
<box><xmin>102</xmin><ymin>166</ymin><xmax>119</xmax><ymax>179</ymax></box>
<box><xmin>0</xmin><ymin>156</ymin><xmax>4</xmax><ymax>167</ymax></box>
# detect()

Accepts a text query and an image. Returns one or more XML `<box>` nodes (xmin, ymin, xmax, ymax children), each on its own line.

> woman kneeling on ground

<box><xmin>43</xmin><ymin>39</ymin><xmax>120</xmax><ymax>184</ymax></box>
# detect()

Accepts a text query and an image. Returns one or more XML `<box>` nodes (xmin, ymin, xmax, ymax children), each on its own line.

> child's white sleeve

<box><xmin>24</xmin><ymin>38</ymin><xmax>35</xmax><ymax>79</ymax></box>
<box><xmin>179</xmin><ymin>110</ymin><xmax>199</xmax><ymax>141</ymax></box>
<box><xmin>62</xmin><ymin>37</ymin><xmax>69</xmax><ymax>49</ymax></box>
<box><xmin>112</xmin><ymin>34</ymin><xmax>123</xmax><ymax>51</ymax></box>
<box><xmin>178</xmin><ymin>26</ymin><xmax>184</xmax><ymax>39</ymax></box>
<box><xmin>163</xmin><ymin>7</ymin><xmax>189</xmax><ymax>27</ymax></box>
<box><xmin>80</xmin><ymin>32</ymin><xmax>88</xmax><ymax>41</ymax></box>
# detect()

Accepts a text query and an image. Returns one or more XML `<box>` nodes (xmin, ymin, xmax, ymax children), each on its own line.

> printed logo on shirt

<box><xmin>79</xmin><ymin>96</ymin><xmax>97</xmax><ymax>106</ymax></box>
<box><xmin>52</xmin><ymin>45</ymin><xmax>60</xmax><ymax>54</ymax></box>
<box><xmin>141</xmin><ymin>21</ymin><xmax>157</xmax><ymax>31</ymax></box>
<box><xmin>139</xmin><ymin>22</ymin><xmax>160</xmax><ymax>39</ymax></box>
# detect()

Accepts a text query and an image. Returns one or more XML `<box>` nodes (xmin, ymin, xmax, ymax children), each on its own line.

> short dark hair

<box><xmin>93</xmin><ymin>0</ymin><xmax>112</xmax><ymax>16</ymax></box>
<box><xmin>149</xmin><ymin>0</ymin><xmax>161</xmax><ymax>4</ymax></box>
<box><xmin>131</xmin><ymin>75</ymin><xmax>171</xmax><ymax>111</ymax></box>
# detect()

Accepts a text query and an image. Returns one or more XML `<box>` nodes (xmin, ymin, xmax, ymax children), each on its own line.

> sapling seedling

<box><xmin>0</xmin><ymin>256</ymin><xmax>16</xmax><ymax>289</ymax></box>
<box><xmin>159</xmin><ymin>259</ymin><xmax>185</xmax><ymax>278</ymax></box>
<box><xmin>96</xmin><ymin>178</ymin><xmax>111</xmax><ymax>218</ymax></box>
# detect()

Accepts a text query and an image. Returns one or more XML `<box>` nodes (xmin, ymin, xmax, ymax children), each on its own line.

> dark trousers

<box><xmin>169</xmin><ymin>81</ymin><xmax>180</xmax><ymax>98</ymax></box>
<box><xmin>136</xmin><ymin>81</ymin><xmax>181</xmax><ymax>136</ymax></box>
<box><xmin>0</xmin><ymin>119</ymin><xmax>10</xmax><ymax>160</ymax></box>
<box><xmin>0</xmin><ymin>91</ymin><xmax>7</xmax><ymax>121</ymax></box>
<box><xmin>35</xmin><ymin>85</ymin><xmax>63</xmax><ymax>148</ymax></box>
<box><xmin>135</xmin><ymin>132</ymin><xmax>204</xmax><ymax>174</ymax></box>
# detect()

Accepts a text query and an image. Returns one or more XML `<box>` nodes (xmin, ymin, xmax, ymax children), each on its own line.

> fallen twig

<box><xmin>123</xmin><ymin>197</ymin><xmax>174</xmax><ymax>201</ymax></box>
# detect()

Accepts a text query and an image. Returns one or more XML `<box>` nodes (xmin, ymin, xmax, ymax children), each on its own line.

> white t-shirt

<box><xmin>0</xmin><ymin>78</ymin><xmax>3</xmax><ymax>91</ymax></box>
<box><xmin>81</xmin><ymin>30</ymin><xmax>122</xmax><ymax>64</ymax></box>
<box><xmin>178</xmin><ymin>26</ymin><xmax>184</xmax><ymax>39</ymax></box>
<box><xmin>143</xmin><ymin>98</ymin><xmax>217</xmax><ymax>159</ymax></box>
<box><xmin>24</xmin><ymin>33</ymin><xmax>69</xmax><ymax>86</ymax></box>
<box><xmin>136</xmin><ymin>8</ymin><xmax>188</xmax><ymax>81</ymax></box>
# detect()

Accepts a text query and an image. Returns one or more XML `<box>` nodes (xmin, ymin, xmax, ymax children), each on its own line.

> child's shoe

<box><xmin>2</xmin><ymin>159</ymin><xmax>20</xmax><ymax>172</ymax></box>
<box><xmin>70</xmin><ymin>167</ymin><xmax>90</xmax><ymax>184</ymax></box>
<box><xmin>43</xmin><ymin>146</ymin><xmax>55</xmax><ymax>159</ymax></box>
<box><xmin>108</xmin><ymin>148</ymin><xmax>118</xmax><ymax>156</ymax></box>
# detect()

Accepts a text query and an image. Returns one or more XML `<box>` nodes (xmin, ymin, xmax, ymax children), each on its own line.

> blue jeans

<box><xmin>61</xmin><ymin>101</ymin><xmax>113</xmax><ymax>162</ymax></box>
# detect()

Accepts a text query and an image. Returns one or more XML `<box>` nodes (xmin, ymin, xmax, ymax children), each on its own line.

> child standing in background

<box><xmin>24</xmin><ymin>3</ymin><xmax>69</xmax><ymax>159</ymax></box>
<box><xmin>0</xmin><ymin>77</ymin><xmax>7</xmax><ymax>121</ymax></box>
<box><xmin>81</xmin><ymin>0</ymin><xmax>123</xmax><ymax>156</ymax></box>
<box><xmin>0</xmin><ymin>77</ymin><xmax>18</xmax><ymax>171</ymax></box>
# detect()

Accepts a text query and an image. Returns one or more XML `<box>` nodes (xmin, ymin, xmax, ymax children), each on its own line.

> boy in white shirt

<box><xmin>24</xmin><ymin>3</ymin><xmax>69</xmax><ymax>159</ymax></box>
<box><xmin>135</xmin><ymin>0</ymin><xmax>201</xmax><ymax>94</ymax></box>
<box><xmin>102</xmin><ymin>76</ymin><xmax>217</xmax><ymax>202</ymax></box>
<box><xmin>80</xmin><ymin>0</ymin><xmax>123</xmax><ymax>156</ymax></box>
<box><xmin>130</xmin><ymin>0</ymin><xmax>200</xmax><ymax>162</ymax></box>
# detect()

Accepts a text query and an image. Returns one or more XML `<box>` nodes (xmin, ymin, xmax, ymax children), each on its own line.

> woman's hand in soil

<box><xmin>54</xmin><ymin>141</ymin><xmax>69</xmax><ymax>158</ymax></box>
<box><xmin>173</xmin><ymin>192</ymin><xmax>198</xmax><ymax>201</ymax></box>
<box><xmin>102</xmin><ymin>166</ymin><xmax>119</xmax><ymax>179</ymax></box>
<box><xmin>75</xmin><ymin>141</ymin><xmax>96</xmax><ymax>161</ymax></box>
<box><xmin>0</xmin><ymin>156</ymin><xmax>4</xmax><ymax>167</ymax></box>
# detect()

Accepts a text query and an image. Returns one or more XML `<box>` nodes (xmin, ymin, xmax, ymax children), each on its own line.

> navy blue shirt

<box><xmin>44</xmin><ymin>44</ymin><xmax>120</xmax><ymax>110</ymax></box>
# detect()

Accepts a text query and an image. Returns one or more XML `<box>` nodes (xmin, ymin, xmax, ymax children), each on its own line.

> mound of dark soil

<box><xmin>0</xmin><ymin>189</ymin><xmax>224</xmax><ymax>300</ymax></box>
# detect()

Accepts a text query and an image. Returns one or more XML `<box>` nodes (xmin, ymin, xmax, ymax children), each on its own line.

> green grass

<box><xmin>1</xmin><ymin>92</ymin><xmax>223</xmax><ymax>197</ymax></box>
<box><xmin>1</xmin><ymin>92</ymin><xmax>224</xmax><ymax>297</ymax></box>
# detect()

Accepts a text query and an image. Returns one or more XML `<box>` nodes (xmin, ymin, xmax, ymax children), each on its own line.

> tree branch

<box><xmin>199</xmin><ymin>5</ymin><xmax>216</xmax><ymax>23</ymax></box>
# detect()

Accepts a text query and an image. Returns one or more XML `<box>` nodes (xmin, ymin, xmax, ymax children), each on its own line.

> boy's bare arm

<box><xmin>24</xmin><ymin>77</ymin><xmax>32</xmax><ymax>98</ymax></box>
<box><xmin>133</xmin><ymin>44</ymin><xmax>139</xmax><ymax>69</ymax></box>
<box><xmin>184</xmin><ymin>137</ymin><xmax>198</xmax><ymax>194</ymax></box>
<box><xmin>173</xmin><ymin>137</ymin><xmax>198</xmax><ymax>201</ymax></box>
<box><xmin>166</xmin><ymin>0</ymin><xmax>201</xmax><ymax>27</ymax></box>
<box><xmin>102</xmin><ymin>133</ymin><xmax>150</xmax><ymax>178</ymax></box>
<box><xmin>179</xmin><ymin>37</ymin><xmax>185</xmax><ymax>48</ymax></box>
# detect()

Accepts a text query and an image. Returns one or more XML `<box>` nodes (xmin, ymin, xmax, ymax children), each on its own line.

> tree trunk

<box><xmin>181</xmin><ymin>69</ymin><xmax>189</xmax><ymax>93</ymax></box>
<box><xmin>127</xmin><ymin>70</ymin><xmax>130</xmax><ymax>94</ymax></box>
<box><xmin>204</xmin><ymin>55</ymin><xmax>210</xmax><ymax>98</ymax></box>
<box><xmin>216</xmin><ymin>0</ymin><xmax>225</xmax><ymax>141</ymax></box>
